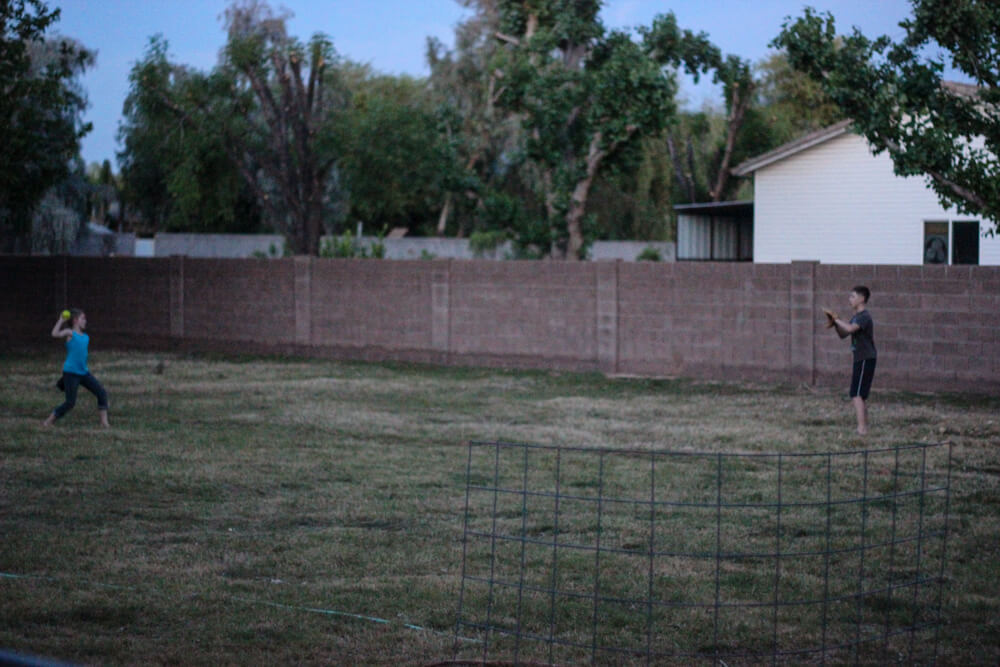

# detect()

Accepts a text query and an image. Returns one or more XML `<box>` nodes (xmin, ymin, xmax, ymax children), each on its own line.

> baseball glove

<box><xmin>822</xmin><ymin>308</ymin><xmax>837</xmax><ymax>328</ymax></box>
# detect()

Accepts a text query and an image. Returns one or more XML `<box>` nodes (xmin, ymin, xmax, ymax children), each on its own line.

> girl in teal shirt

<box><xmin>43</xmin><ymin>309</ymin><xmax>110</xmax><ymax>427</ymax></box>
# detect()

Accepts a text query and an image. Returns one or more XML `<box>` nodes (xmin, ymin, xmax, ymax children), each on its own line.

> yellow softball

<box><xmin>61</xmin><ymin>310</ymin><xmax>71</xmax><ymax>320</ymax></box>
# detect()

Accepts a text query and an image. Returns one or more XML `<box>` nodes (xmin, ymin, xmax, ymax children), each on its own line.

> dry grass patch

<box><xmin>0</xmin><ymin>349</ymin><xmax>997</xmax><ymax>665</ymax></box>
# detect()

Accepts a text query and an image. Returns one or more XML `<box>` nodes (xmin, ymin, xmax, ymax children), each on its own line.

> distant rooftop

<box><xmin>732</xmin><ymin>80</ymin><xmax>986</xmax><ymax>177</ymax></box>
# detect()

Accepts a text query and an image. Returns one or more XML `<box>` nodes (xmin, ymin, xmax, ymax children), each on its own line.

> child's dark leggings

<box><xmin>53</xmin><ymin>372</ymin><xmax>109</xmax><ymax>419</ymax></box>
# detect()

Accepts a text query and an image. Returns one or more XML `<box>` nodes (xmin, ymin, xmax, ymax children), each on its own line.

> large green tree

<box><xmin>492</xmin><ymin>1</ymin><xmax>731</xmax><ymax>258</ymax></box>
<box><xmin>773</xmin><ymin>0</ymin><xmax>999</xmax><ymax>229</ymax></box>
<box><xmin>118</xmin><ymin>37</ymin><xmax>261</xmax><ymax>235</ymax></box>
<box><xmin>426</xmin><ymin>0</ymin><xmax>529</xmax><ymax>239</ymax></box>
<box><xmin>121</xmin><ymin>2</ymin><xmax>348</xmax><ymax>255</ymax></box>
<box><xmin>336</xmin><ymin>71</ymin><xmax>457</xmax><ymax>234</ymax></box>
<box><xmin>0</xmin><ymin>0</ymin><xmax>93</xmax><ymax>251</ymax></box>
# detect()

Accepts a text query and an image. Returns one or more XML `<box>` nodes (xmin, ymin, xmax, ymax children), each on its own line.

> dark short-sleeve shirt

<box><xmin>850</xmin><ymin>310</ymin><xmax>876</xmax><ymax>362</ymax></box>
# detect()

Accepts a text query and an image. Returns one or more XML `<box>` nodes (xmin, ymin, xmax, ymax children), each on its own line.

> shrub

<box><xmin>637</xmin><ymin>246</ymin><xmax>662</xmax><ymax>262</ymax></box>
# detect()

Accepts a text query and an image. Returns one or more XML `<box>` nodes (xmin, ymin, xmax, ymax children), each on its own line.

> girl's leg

<box><xmin>80</xmin><ymin>373</ymin><xmax>110</xmax><ymax>427</ymax></box>
<box><xmin>44</xmin><ymin>373</ymin><xmax>81</xmax><ymax>425</ymax></box>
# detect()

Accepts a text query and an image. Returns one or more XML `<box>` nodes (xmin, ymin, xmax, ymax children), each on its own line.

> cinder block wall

<box><xmin>3</xmin><ymin>257</ymin><xmax>997</xmax><ymax>392</ymax></box>
<box><xmin>813</xmin><ymin>264</ymin><xmax>1000</xmax><ymax>390</ymax></box>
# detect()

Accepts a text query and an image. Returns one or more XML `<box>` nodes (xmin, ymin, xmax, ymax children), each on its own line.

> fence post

<box><xmin>596</xmin><ymin>260</ymin><xmax>619</xmax><ymax>374</ymax></box>
<box><xmin>294</xmin><ymin>256</ymin><xmax>313</xmax><ymax>346</ymax></box>
<box><xmin>790</xmin><ymin>260</ymin><xmax>818</xmax><ymax>385</ymax></box>
<box><xmin>169</xmin><ymin>255</ymin><xmax>184</xmax><ymax>339</ymax></box>
<box><xmin>432</xmin><ymin>260</ymin><xmax>451</xmax><ymax>360</ymax></box>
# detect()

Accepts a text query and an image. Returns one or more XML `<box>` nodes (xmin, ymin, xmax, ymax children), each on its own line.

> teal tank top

<box><xmin>63</xmin><ymin>332</ymin><xmax>89</xmax><ymax>375</ymax></box>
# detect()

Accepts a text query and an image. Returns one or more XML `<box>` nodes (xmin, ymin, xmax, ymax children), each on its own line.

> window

<box><xmin>952</xmin><ymin>221</ymin><xmax>980</xmax><ymax>265</ymax></box>
<box><xmin>924</xmin><ymin>222</ymin><xmax>948</xmax><ymax>264</ymax></box>
<box><xmin>923</xmin><ymin>220</ymin><xmax>980</xmax><ymax>265</ymax></box>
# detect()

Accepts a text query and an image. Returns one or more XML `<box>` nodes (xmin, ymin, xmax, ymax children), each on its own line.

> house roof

<box><xmin>732</xmin><ymin>119</ymin><xmax>853</xmax><ymax>176</ymax></box>
<box><xmin>673</xmin><ymin>200</ymin><xmax>753</xmax><ymax>216</ymax></box>
<box><xmin>732</xmin><ymin>81</ymin><xmax>984</xmax><ymax>178</ymax></box>
<box><xmin>942</xmin><ymin>80</ymin><xmax>981</xmax><ymax>98</ymax></box>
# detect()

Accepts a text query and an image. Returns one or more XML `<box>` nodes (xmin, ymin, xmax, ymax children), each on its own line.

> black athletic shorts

<box><xmin>849</xmin><ymin>358</ymin><xmax>877</xmax><ymax>400</ymax></box>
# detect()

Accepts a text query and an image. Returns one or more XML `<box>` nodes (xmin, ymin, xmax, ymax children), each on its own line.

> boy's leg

<box><xmin>852</xmin><ymin>397</ymin><xmax>868</xmax><ymax>435</ymax></box>
<box><xmin>848</xmin><ymin>358</ymin><xmax>876</xmax><ymax>436</ymax></box>
<box><xmin>80</xmin><ymin>373</ymin><xmax>110</xmax><ymax>427</ymax></box>
<box><xmin>848</xmin><ymin>360</ymin><xmax>870</xmax><ymax>435</ymax></box>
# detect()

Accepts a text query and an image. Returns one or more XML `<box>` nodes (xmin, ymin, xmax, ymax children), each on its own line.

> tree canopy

<box><xmin>488</xmin><ymin>2</ymin><xmax>714</xmax><ymax>257</ymax></box>
<box><xmin>107</xmin><ymin>0</ymin><xmax>879</xmax><ymax>256</ymax></box>
<box><xmin>0</xmin><ymin>0</ymin><xmax>93</xmax><ymax>250</ymax></box>
<box><xmin>118</xmin><ymin>36</ymin><xmax>262</xmax><ymax>235</ymax></box>
<box><xmin>773</xmin><ymin>0</ymin><xmax>1000</xmax><ymax>230</ymax></box>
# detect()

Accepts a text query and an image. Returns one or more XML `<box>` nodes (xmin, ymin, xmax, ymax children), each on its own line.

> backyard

<box><xmin>0</xmin><ymin>350</ymin><xmax>997</xmax><ymax>665</ymax></box>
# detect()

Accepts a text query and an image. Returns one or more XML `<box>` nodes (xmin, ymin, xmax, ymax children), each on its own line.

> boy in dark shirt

<box><xmin>826</xmin><ymin>286</ymin><xmax>876</xmax><ymax>435</ymax></box>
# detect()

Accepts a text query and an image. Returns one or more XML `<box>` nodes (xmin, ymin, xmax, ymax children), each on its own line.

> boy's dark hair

<box><xmin>852</xmin><ymin>286</ymin><xmax>871</xmax><ymax>303</ymax></box>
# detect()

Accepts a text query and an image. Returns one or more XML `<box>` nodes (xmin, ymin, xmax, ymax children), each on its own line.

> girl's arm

<box><xmin>51</xmin><ymin>316</ymin><xmax>72</xmax><ymax>339</ymax></box>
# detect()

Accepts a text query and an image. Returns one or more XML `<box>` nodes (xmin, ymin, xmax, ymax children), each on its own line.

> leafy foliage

<box><xmin>754</xmin><ymin>51</ymin><xmax>843</xmax><ymax>143</ymax></box>
<box><xmin>0</xmin><ymin>0</ymin><xmax>93</xmax><ymax>250</ymax></box>
<box><xmin>118</xmin><ymin>2</ymin><xmax>350</xmax><ymax>255</ymax></box>
<box><xmin>773</xmin><ymin>0</ymin><xmax>1000</xmax><ymax>229</ymax></box>
<box><xmin>318</xmin><ymin>228</ymin><xmax>386</xmax><ymax>259</ymax></box>
<box><xmin>336</xmin><ymin>72</ymin><xmax>457</xmax><ymax>234</ymax></box>
<box><xmin>491</xmin><ymin>1</ymin><xmax>746</xmax><ymax>258</ymax></box>
<box><xmin>117</xmin><ymin>37</ymin><xmax>262</xmax><ymax>235</ymax></box>
<box><xmin>425</xmin><ymin>0</ymin><xmax>531</xmax><ymax>239</ymax></box>
<box><xmin>30</xmin><ymin>156</ymin><xmax>89</xmax><ymax>254</ymax></box>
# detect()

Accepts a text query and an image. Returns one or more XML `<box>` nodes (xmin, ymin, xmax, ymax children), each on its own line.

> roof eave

<box><xmin>732</xmin><ymin>119</ymin><xmax>853</xmax><ymax>176</ymax></box>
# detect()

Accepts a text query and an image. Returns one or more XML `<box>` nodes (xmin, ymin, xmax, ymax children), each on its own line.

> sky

<box><xmin>52</xmin><ymin>0</ymin><xmax>924</xmax><ymax>168</ymax></box>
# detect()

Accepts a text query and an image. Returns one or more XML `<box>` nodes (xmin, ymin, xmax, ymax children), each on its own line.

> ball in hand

<box><xmin>61</xmin><ymin>310</ymin><xmax>71</xmax><ymax>320</ymax></box>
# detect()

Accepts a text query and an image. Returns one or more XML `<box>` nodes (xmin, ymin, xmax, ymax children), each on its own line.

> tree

<box><xmin>754</xmin><ymin>51</ymin><xmax>842</xmax><ymax>143</ymax></box>
<box><xmin>664</xmin><ymin>52</ymin><xmax>842</xmax><ymax>207</ymax></box>
<box><xmin>426</xmin><ymin>0</ymin><xmax>526</xmax><ymax>238</ymax></box>
<box><xmin>336</xmin><ymin>71</ymin><xmax>456</xmax><ymax>234</ymax></box>
<box><xmin>86</xmin><ymin>159</ymin><xmax>118</xmax><ymax>226</ymax></box>
<box><xmin>0</xmin><ymin>0</ymin><xmax>93</xmax><ymax>251</ymax></box>
<box><xmin>586</xmin><ymin>135</ymin><xmax>674</xmax><ymax>241</ymax></box>
<box><xmin>220</xmin><ymin>1</ymin><xmax>347</xmax><ymax>254</ymax></box>
<box><xmin>491</xmin><ymin>2</ymin><xmax>724</xmax><ymax>258</ymax></box>
<box><xmin>123</xmin><ymin>2</ymin><xmax>348</xmax><ymax>254</ymax></box>
<box><xmin>31</xmin><ymin>155</ymin><xmax>89</xmax><ymax>254</ymax></box>
<box><xmin>773</xmin><ymin>0</ymin><xmax>1000</xmax><ymax>230</ymax></box>
<box><xmin>117</xmin><ymin>36</ymin><xmax>262</xmax><ymax>235</ymax></box>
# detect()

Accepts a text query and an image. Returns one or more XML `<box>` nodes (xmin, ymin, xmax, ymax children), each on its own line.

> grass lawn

<box><xmin>0</xmin><ymin>350</ymin><xmax>997</xmax><ymax>665</ymax></box>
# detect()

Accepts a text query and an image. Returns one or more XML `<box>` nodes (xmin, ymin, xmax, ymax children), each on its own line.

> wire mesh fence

<box><xmin>454</xmin><ymin>441</ymin><xmax>952</xmax><ymax>665</ymax></box>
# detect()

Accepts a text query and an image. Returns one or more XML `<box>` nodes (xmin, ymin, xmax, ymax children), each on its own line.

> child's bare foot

<box><xmin>42</xmin><ymin>414</ymin><xmax>55</xmax><ymax>427</ymax></box>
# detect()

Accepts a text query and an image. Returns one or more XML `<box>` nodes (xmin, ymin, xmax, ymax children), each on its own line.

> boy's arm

<box><xmin>832</xmin><ymin>317</ymin><xmax>859</xmax><ymax>339</ymax></box>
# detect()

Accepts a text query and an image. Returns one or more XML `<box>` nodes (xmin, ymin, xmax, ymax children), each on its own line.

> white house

<box><xmin>731</xmin><ymin>119</ymin><xmax>1000</xmax><ymax>265</ymax></box>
